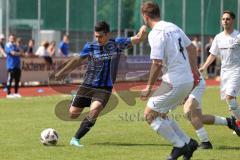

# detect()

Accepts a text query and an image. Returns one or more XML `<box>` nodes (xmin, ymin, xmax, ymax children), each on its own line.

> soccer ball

<box><xmin>40</xmin><ymin>128</ymin><xmax>59</xmax><ymax>145</ymax></box>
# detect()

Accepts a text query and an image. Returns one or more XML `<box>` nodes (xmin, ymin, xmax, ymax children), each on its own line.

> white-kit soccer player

<box><xmin>183</xmin><ymin>74</ymin><xmax>240</xmax><ymax>150</ymax></box>
<box><xmin>140</xmin><ymin>1</ymin><xmax>200</xmax><ymax>160</ymax></box>
<box><xmin>200</xmin><ymin>10</ymin><xmax>240</xmax><ymax>135</ymax></box>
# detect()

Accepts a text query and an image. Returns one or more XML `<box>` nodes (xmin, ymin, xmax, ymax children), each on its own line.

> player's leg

<box><xmin>13</xmin><ymin>68</ymin><xmax>21</xmax><ymax>97</ymax></box>
<box><xmin>184</xmin><ymin>97</ymin><xmax>212</xmax><ymax>149</ymax></box>
<box><xmin>201</xmin><ymin>114</ymin><xmax>230</xmax><ymax>126</ymax></box>
<box><xmin>225</xmin><ymin>95</ymin><xmax>240</xmax><ymax>136</ymax></box>
<box><xmin>6</xmin><ymin>69</ymin><xmax>14</xmax><ymax>98</ymax></box>
<box><xmin>71</xmin><ymin>100</ymin><xmax>103</xmax><ymax>147</ymax></box>
<box><xmin>69</xmin><ymin>105</ymin><xmax>85</xmax><ymax>119</ymax></box>
<box><xmin>69</xmin><ymin>86</ymin><xmax>92</xmax><ymax>146</ymax></box>
<box><xmin>221</xmin><ymin>74</ymin><xmax>240</xmax><ymax>135</ymax></box>
<box><xmin>226</xmin><ymin>95</ymin><xmax>240</xmax><ymax>120</ymax></box>
<box><xmin>68</xmin><ymin>97</ymin><xmax>87</xmax><ymax>147</ymax></box>
<box><xmin>144</xmin><ymin>107</ymin><xmax>189</xmax><ymax>160</ymax></box>
<box><xmin>146</xmin><ymin>82</ymin><xmax>197</xmax><ymax>160</ymax></box>
<box><xmin>70</xmin><ymin>86</ymin><xmax>111</xmax><ymax>147</ymax></box>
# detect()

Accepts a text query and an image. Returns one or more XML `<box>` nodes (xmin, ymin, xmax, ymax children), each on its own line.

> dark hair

<box><xmin>94</xmin><ymin>21</ymin><xmax>110</xmax><ymax>33</ymax></box>
<box><xmin>141</xmin><ymin>1</ymin><xmax>160</xmax><ymax>19</ymax></box>
<box><xmin>223</xmin><ymin>10</ymin><xmax>235</xmax><ymax>19</ymax></box>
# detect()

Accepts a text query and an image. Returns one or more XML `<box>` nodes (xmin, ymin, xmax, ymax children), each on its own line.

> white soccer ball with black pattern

<box><xmin>40</xmin><ymin>128</ymin><xmax>59</xmax><ymax>145</ymax></box>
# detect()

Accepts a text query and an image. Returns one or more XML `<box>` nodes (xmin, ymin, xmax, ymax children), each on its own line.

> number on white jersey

<box><xmin>178</xmin><ymin>38</ymin><xmax>186</xmax><ymax>60</ymax></box>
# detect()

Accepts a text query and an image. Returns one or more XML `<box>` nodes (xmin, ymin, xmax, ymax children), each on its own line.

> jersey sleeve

<box><xmin>209</xmin><ymin>36</ymin><xmax>219</xmax><ymax>56</ymax></box>
<box><xmin>115</xmin><ymin>37</ymin><xmax>131</xmax><ymax>51</ymax></box>
<box><xmin>180</xmin><ymin>29</ymin><xmax>192</xmax><ymax>47</ymax></box>
<box><xmin>79</xmin><ymin>42</ymin><xmax>92</xmax><ymax>58</ymax></box>
<box><xmin>5</xmin><ymin>43</ymin><xmax>14</xmax><ymax>55</ymax></box>
<box><xmin>149</xmin><ymin>31</ymin><xmax>165</xmax><ymax>60</ymax></box>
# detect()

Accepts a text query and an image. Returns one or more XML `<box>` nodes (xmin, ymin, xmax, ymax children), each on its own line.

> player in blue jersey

<box><xmin>58</xmin><ymin>34</ymin><xmax>69</xmax><ymax>57</ymax></box>
<box><xmin>5</xmin><ymin>34</ymin><xmax>23</xmax><ymax>98</ymax></box>
<box><xmin>52</xmin><ymin>21</ymin><xmax>147</xmax><ymax>147</ymax></box>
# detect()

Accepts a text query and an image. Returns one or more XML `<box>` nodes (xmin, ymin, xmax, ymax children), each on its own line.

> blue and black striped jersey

<box><xmin>80</xmin><ymin>37</ymin><xmax>131</xmax><ymax>88</ymax></box>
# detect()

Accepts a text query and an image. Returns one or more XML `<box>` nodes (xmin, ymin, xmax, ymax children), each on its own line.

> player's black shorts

<box><xmin>71</xmin><ymin>85</ymin><xmax>112</xmax><ymax>108</ymax></box>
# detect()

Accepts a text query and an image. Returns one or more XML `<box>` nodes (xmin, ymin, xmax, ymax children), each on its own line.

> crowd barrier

<box><xmin>0</xmin><ymin>56</ymin><xmax>152</xmax><ymax>85</ymax></box>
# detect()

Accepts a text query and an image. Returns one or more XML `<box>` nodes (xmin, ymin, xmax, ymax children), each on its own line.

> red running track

<box><xmin>0</xmin><ymin>79</ymin><xmax>219</xmax><ymax>99</ymax></box>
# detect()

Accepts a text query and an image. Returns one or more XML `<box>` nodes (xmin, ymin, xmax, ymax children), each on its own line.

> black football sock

<box><xmin>74</xmin><ymin>116</ymin><xmax>96</xmax><ymax>140</ymax></box>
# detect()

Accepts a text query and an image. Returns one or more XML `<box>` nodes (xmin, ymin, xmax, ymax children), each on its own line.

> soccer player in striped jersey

<box><xmin>53</xmin><ymin>21</ymin><xmax>147</xmax><ymax>147</ymax></box>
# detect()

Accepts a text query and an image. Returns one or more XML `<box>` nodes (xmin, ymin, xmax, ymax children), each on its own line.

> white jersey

<box><xmin>148</xmin><ymin>21</ymin><xmax>193</xmax><ymax>86</ymax></box>
<box><xmin>210</xmin><ymin>30</ymin><xmax>240</xmax><ymax>99</ymax></box>
<box><xmin>210</xmin><ymin>30</ymin><xmax>240</xmax><ymax>70</ymax></box>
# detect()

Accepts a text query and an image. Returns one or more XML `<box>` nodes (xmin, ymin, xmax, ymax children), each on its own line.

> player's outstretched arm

<box><xmin>199</xmin><ymin>54</ymin><xmax>216</xmax><ymax>73</ymax></box>
<box><xmin>186</xmin><ymin>44</ymin><xmax>201</xmax><ymax>87</ymax></box>
<box><xmin>186</xmin><ymin>44</ymin><xmax>199</xmax><ymax>73</ymax></box>
<box><xmin>131</xmin><ymin>25</ymin><xmax>147</xmax><ymax>45</ymax></box>
<box><xmin>141</xmin><ymin>59</ymin><xmax>162</xmax><ymax>100</ymax></box>
<box><xmin>54</xmin><ymin>56</ymin><xmax>86</xmax><ymax>80</ymax></box>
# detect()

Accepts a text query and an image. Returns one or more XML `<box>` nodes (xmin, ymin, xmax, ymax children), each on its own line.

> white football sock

<box><xmin>168</xmin><ymin>119</ymin><xmax>190</xmax><ymax>144</ymax></box>
<box><xmin>227</xmin><ymin>99</ymin><xmax>240</xmax><ymax>120</ymax></box>
<box><xmin>196</xmin><ymin>127</ymin><xmax>209</xmax><ymax>142</ymax></box>
<box><xmin>214</xmin><ymin>116</ymin><xmax>227</xmax><ymax>125</ymax></box>
<box><xmin>151</xmin><ymin>117</ymin><xmax>185</xmax><ymax>147</ymax></box>
<box><xmin>232</xmin><ymin>107</ymin><xmax>240</xmax><ymax>120</ymax></box>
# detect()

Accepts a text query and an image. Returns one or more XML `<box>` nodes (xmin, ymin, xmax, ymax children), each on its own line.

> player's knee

<box><xmin>69</xmin><ymin>113</ymin><xmax>79</xmax><ymax>119</ymax></box>
<box><xmin>150</xmin><ymin>117</ymin><xmax>163</xmax><ymax>131</ymax></box>
<box><xmin>69</xmin><ymin>110</ymin><xmax>80</xmax><ymax>119</ymax></box>
<box><xmin>144</xmin><ymin>111</ymin><xmax>155</xmax><ymax>124</ymax></box>
<box><xmin>226</xmin><ymin>98</ymin><xmax>239</xmax><ymax>111</ymax></box>
<box><xmin>184</xmin><ymin>111</ymin><xmax>192</xmax><ymax>121</ymax></box>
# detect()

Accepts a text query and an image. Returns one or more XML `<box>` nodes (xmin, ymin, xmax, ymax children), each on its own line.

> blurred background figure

<box><xmin>47</xmin><ymin>41</ymin><xmax>56</xmax><ymax>57</ymax></box>
<box><xmin>0</xmin><ymin>34</ymin><xmax>6</xmax><ymax>57</ymax></box>
<box><xmin>35</xmin><ymin>40</ymin><xmax>49</xmax><ymax>57</ymax></box>
<box><xmin>192</xmin><ymin>36</ymin><xmax>202</xmax><ymax>67</ymax></box>
<box><xmin>58</xmin><ymin>34</ymin><xmax>69</xmax><ymax>57</ymax></box>
<box><xmin>24</xmin><ymin>39</ymin><xmax>35</xmax><ymax>57</ymax></box>
<box><xmin>35</xmin><ymin>40</ymin><xmax>53</xmax><ymax>65</ymax></box>
<box><xmin>5</xmin><ymin>34</ymin><xmax>22</xmax><ymax>98</ymax></box>
<box><xmin>16</xmin><ymin>37</ymin><xmax>25</xmax><ymax>56</ymax></box>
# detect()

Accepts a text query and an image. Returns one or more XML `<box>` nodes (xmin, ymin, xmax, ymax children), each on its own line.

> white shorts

<box><xmin>221</xmin><ymin>69</ymin><xmax>240</xmax><ymax>100</ymax></box>
<box><xmin>147</xmin><ymin>81</ymin><xmax>193</xmax><ymax>113</ymax></box>
<box><xmin>189</xmin><ymin>78</ymin><xmax>206</xmax><ymax>109</ymax></box>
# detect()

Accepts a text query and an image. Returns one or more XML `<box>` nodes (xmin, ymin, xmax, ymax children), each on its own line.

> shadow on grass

<box><xmin>216</xmin><ymin>145</ymin><xmax>240</xmax><ymax>150</ymax></box>
<box><xmin>92</xmin><ymin>142</ymin><xmax>171</xmax><ymax>147</ymax></box>
<box><xmin>42</xmin><ymin>144</ymin><xmax>66</xmax><ymax>147</ymax></box>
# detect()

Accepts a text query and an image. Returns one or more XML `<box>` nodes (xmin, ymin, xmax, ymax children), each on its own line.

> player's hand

<box><xmin>140</xmin><ymin>86</ymin><xmax>152</xmax><ymax>101</ymax></box>
<box><xmin>137</xmin><ymin>25</ymin><xmax>147</xmax><ymax>39</ymax></box>
<box><xmin>192</xmin><ymin>70</ymin><xmax>200</xmax><ymax>89</ymax></box>
<box><xmin>199</xmin><ymin>67</ymin><xmax>205</xmax><ymax>73</ymax></box>
<box><xmin>139</xmin><ymin>25</ymin><xmax>147</xmax><ymax>33</ymax></box>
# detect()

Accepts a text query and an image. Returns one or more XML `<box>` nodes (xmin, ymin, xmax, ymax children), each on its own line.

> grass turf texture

<box><xmin>0</xmin><ymin>87</ymin><xmax>240</xmax><ymax>160</ymax></box>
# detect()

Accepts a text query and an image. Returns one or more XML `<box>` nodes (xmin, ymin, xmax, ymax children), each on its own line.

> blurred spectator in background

<box><xmin>35</xmin><ymin>40</ymin><xmax>52</xmax><ymax>65</ymax></box>
<box><xmin>58</xmin><ymin>34</ymin><xmax>69</xmax><ymax>57</ymax></box>
<box><xmin>0</xmin><ymin>34</ymin><xmax>6</xmax><ymax>57</ymax></box>
<box><xmin>16</xmin><ymin>37</ymin><xmax>25</xmax><ymax>56</ymax></box>
<box><xmin>205</xmin><ymin>37</ymin><xmax>216</xmax><ymax>78</ymax></box>
<box><xmin>192</xmin><ymin>36</ymin><xmax>202</xmax><ymax>67</ymax></box>
<box><xmin>24</xmin><ymin>39</ymin><xmax>35</xmax><ymax>57</ymax></box>
<box><xmin>5</xmin><ymin>34</ymin><xmax>22</xmax><ymax>98</ymax></box>
<box><xmin>47</xmin><ymin>41</ymin><xmax>56</xmax><ymax>57</ymax></box>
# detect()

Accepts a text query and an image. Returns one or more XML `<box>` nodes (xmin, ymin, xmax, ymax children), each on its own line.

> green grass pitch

<box><xmin>0</xmin><ymin>87</ymin><xmax>239</xmax><ymax>160</ymax></box>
